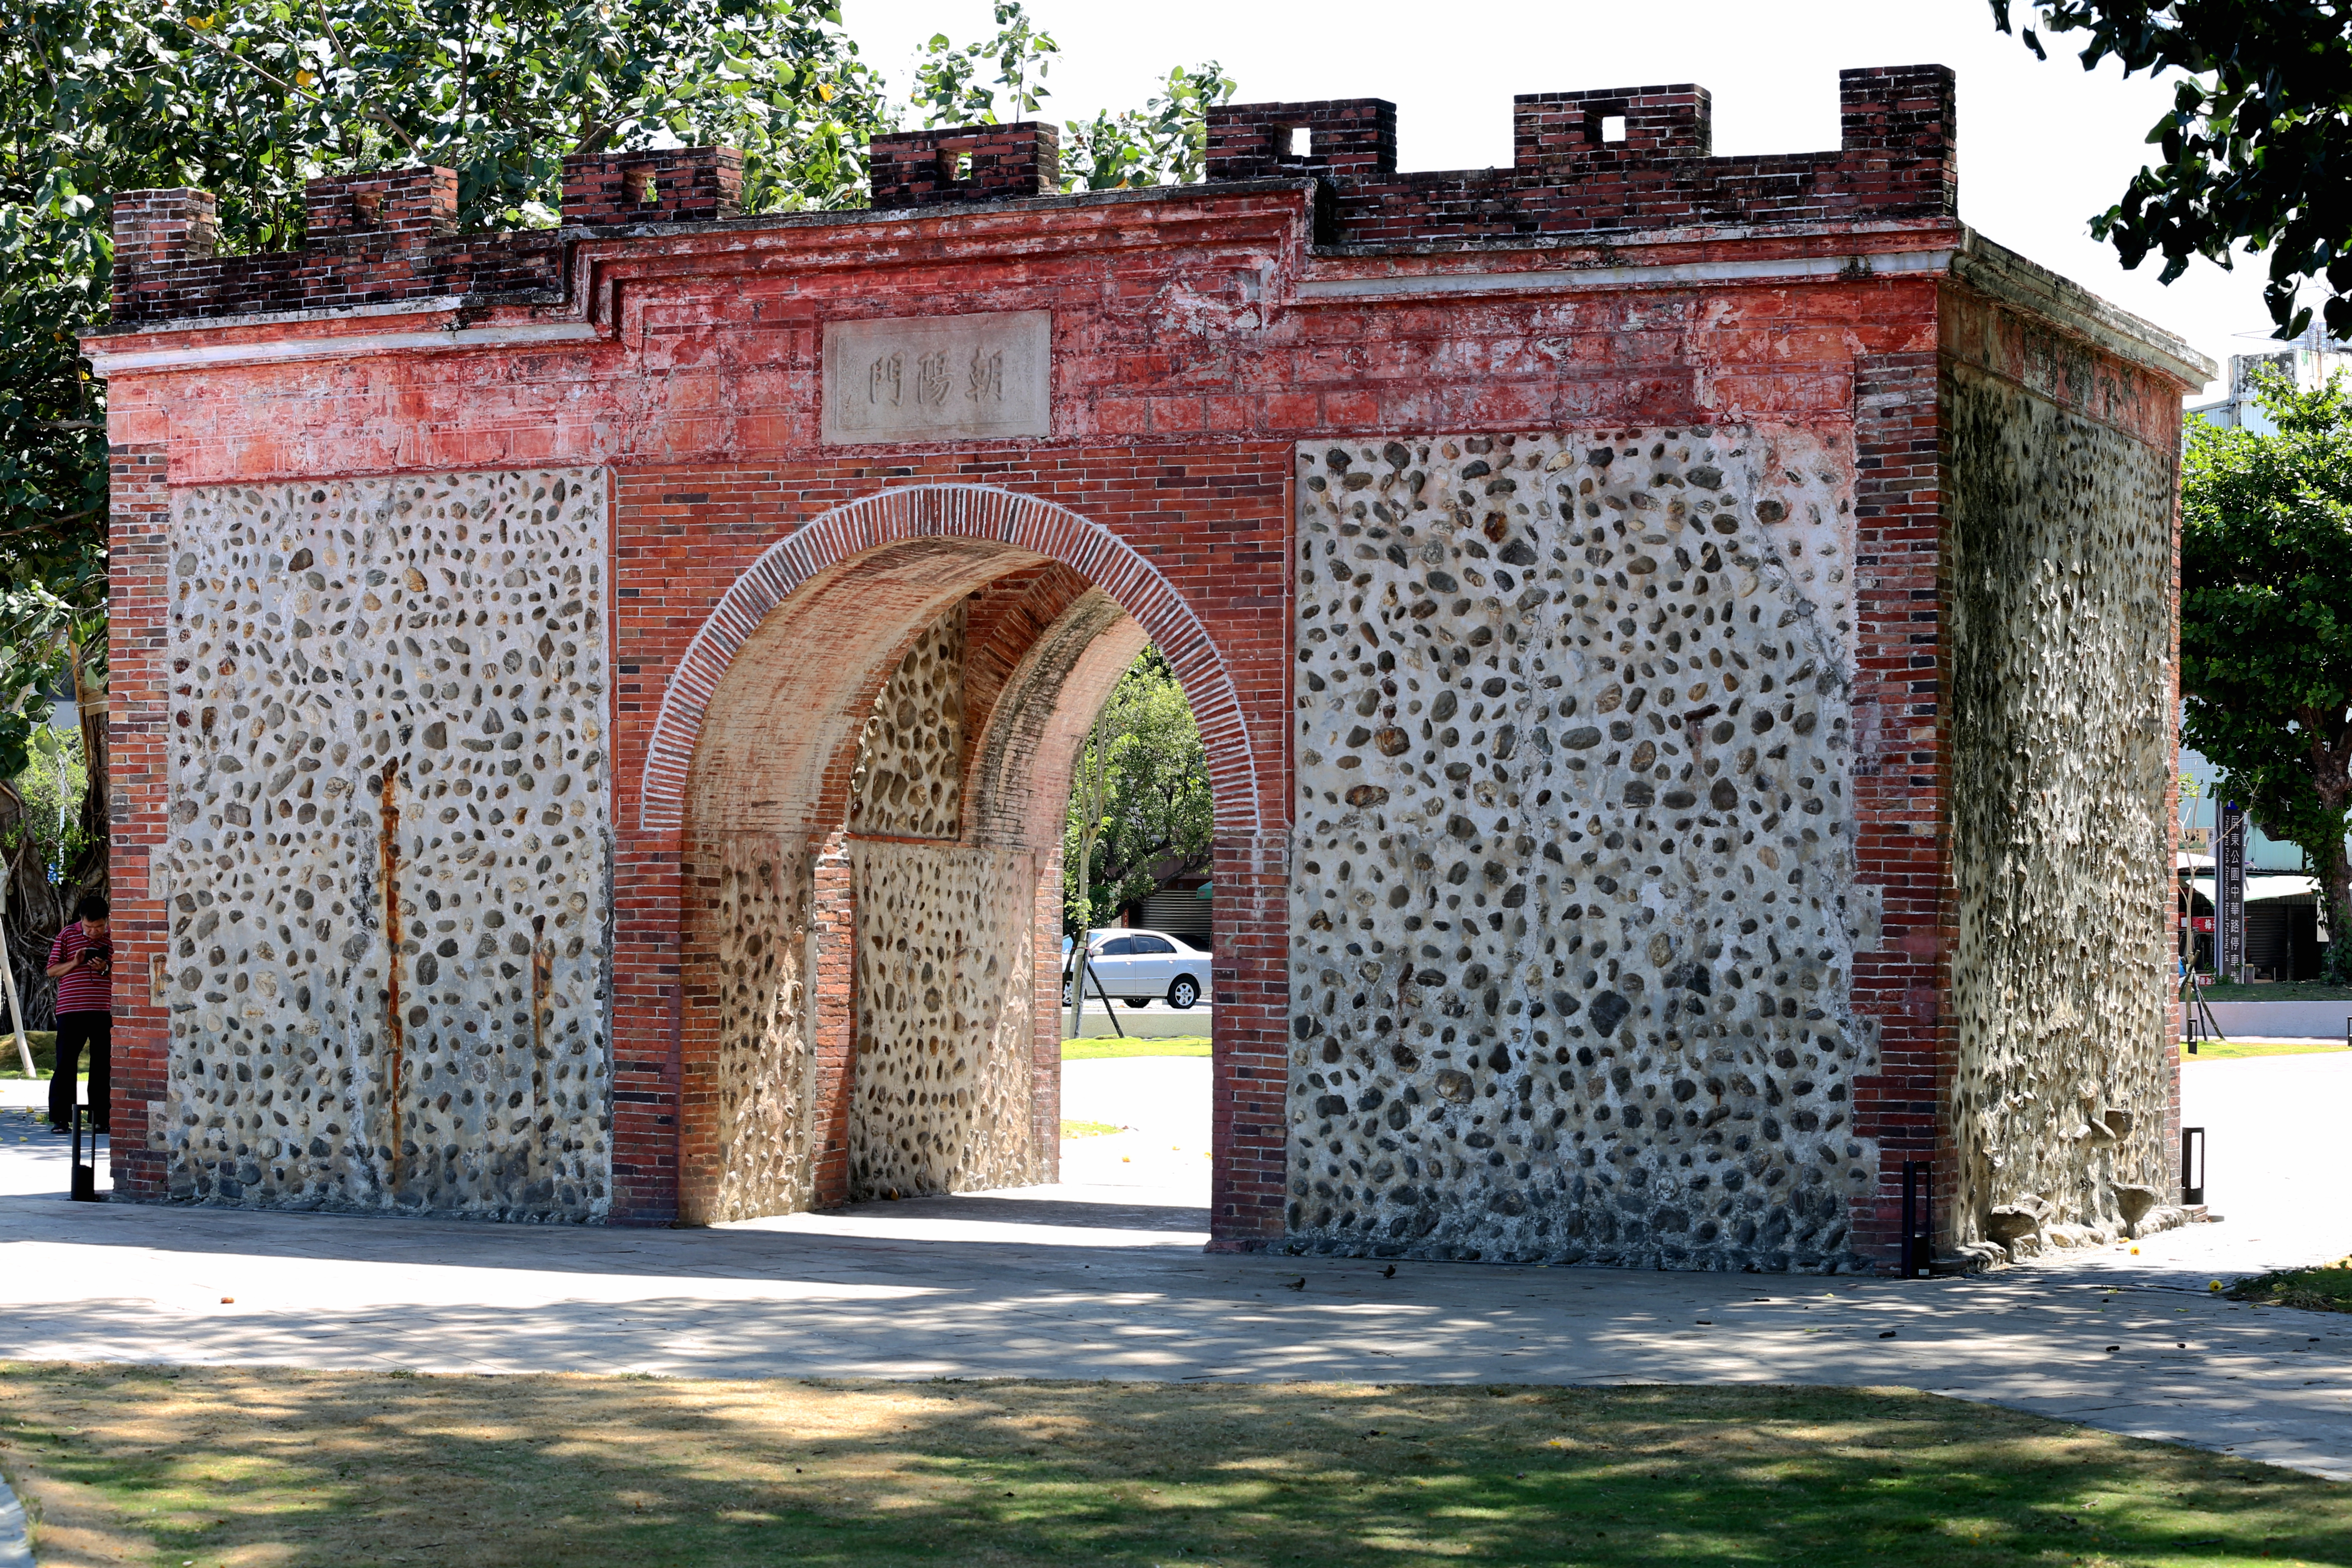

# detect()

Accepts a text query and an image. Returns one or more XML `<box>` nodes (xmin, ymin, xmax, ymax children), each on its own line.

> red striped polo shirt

<box><xmin>48</xmin><ymin>924</ymin><xmax>111</xmax><ymax>1015</ymax></box>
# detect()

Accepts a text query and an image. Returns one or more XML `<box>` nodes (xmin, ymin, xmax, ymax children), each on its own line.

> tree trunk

<box><xmin>0</xmin><ymin>784</ymin><xmax>71</xmax><ymax>1032</ymax></box>
<box><xmin>1067</xmin><ymin>717</ymin><xmax>1106</xmax><ymax>1041</ymax></box>
<box><xmin>2326</xmin><ymin>836</ymin><xmax>2352</xmax><ymax>985</ymax></box>
<box><xmin>66</xmin><ymin>625</ymin><xmax>107</xmax><ymax>896</ymax></box>
<box><xmin>2300</xmin><ymin>722</ymin><xmax>2352</xmax><ymax>985</ymax></box>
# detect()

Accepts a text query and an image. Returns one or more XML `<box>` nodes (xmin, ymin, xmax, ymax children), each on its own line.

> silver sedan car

<box><xmin>1061</xmin><ymin>927</ymin><xmax>1210</xmax><ymax>1009</ymax></box>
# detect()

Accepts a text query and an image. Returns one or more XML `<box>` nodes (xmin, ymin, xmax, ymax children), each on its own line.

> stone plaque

<box><xmin>821</xmin><ymin>310</ymin><xmax>1051</xmax><ymax>443</ymax></box>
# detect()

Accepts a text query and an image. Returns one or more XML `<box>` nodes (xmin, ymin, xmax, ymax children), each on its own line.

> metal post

<box><xmin>2180</xmin><ymin>1126</ymin><xmax>2206</xmax><ymax>1206</ymax></box>
<box><xmin>1899</xmin><ymin>1160</ymin><xmax>1931</xmax><ymax>1278</ymax></box>
<box><xmin>69</xmin><ymin>1102</ymin><xmax>96</xmax><ymax>1203</ymax></box>
<box><xmin>1087</xmin><ymin>957</ymin><xmax>1124</xmax><ymax>1039</ymax></box>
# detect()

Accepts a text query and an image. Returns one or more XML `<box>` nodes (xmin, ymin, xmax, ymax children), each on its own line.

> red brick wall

<box><xmin>1843</xmin><ymin>342</ymin><xmax>1953</xmax><ymax>1265</ymax></box>
<box><xmin>106</xmin><ymin>444</ymin><xmax>171</xmax><ymax>1194</ymax></box>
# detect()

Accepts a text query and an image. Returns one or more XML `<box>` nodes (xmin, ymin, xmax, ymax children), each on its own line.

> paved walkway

<box><xmin>0</xmin><ymin>1056</ymin><xmax>2346</xmax><ymax>1480</ymax></box>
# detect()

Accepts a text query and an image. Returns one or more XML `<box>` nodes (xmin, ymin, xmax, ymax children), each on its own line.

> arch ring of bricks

<box><xmin>636</xmin><ymin>482</ymin><xmax>1265</xmax><ymax>836</ymax></box>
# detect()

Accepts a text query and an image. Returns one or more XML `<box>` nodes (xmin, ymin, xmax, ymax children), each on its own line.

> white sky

<box><xmin>848</xmin><ymin>0</ymin><xmax>2284</xmax><ymax>401</ymax></box>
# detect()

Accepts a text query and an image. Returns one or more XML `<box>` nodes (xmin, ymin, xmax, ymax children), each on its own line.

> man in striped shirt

<box><xmin>45</xmin><ymin>895</ymin><xmax>110</xmax><ymax>1136</ymax></box>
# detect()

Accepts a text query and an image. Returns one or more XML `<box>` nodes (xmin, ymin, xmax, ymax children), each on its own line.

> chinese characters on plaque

<box><xmin>822</xmin><ymin>311</ymin><xmax>1049</xmax><ymax>442</ymax></box>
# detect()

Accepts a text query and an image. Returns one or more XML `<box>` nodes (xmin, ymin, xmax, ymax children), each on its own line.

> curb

<box><xmin>0</xmin><ymin>1472</ymin><xmax>31</xmax><ymax>1566</ymax></box>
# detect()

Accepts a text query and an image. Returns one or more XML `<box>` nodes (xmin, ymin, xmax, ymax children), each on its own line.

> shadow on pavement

<box><xmin>793</xmin><ymin>1191</ymin><xmax>1210</xmax><ymax>1232</ymax></box>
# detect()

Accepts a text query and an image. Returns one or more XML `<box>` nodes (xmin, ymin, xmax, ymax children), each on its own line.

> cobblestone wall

<box><xmin>695</xmin><ymin>832</ymin><xmax>817</xmax><ymax>1221</ymax></box>
<box><xmin>847</xmin><ymin>607</ymin><xmax>1044</xmax><ymax>1198</ymax></box>
<box><xmin>850</xmin><ymin>839</ymin><xmax>1045</xmax><ymax>1198</ymax></box>
<box><xmin>1289</xmin><ymin>430</ymin><xmax>1878</xmax><ymax>1269</ymax></box>
<box><xmin>1947</xmin><ymin>369</ymin><xmax>2176</xmax><ymax>1241</ymax></box>
<box><xmin>850</xmin><ymin>610</ymin><xmax>966</xmax><ymax>839</ymax></box>
<box><xmin>162</xmin><ymin>469</ymin><xmax>611</xmax><ymax>1216</ymax></box>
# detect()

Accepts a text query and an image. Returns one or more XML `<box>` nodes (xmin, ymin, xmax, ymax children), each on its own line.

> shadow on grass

<box><xmin>4</xmin><ymin>1367</ymin><xmax>2348</xmax><ymax>1567</ymax></box>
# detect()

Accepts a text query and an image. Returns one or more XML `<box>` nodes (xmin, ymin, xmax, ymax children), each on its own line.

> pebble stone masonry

<box><xmin>90</xmin><ymin>66</ymin><xmax>2215</xmax><ymax>1270</ymax></box>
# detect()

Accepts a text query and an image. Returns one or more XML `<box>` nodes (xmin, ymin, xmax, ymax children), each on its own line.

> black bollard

<box><xmin>1900</xmin><ymin>1159</ymin><xmax>1931</xmax><ymax>1278</ymax></box>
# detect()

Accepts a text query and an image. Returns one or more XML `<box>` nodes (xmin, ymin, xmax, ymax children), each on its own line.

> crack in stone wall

<box><xmin>163</xmin><ymin>469</ymin><xmax>612</xmax><ymax>1218</ymax></box>
<box><xmin>1948</xmin><ymin>369</ymin><xmax>2176</xmax><ymax>1242</ymax></box>
<box><xmin>1289</xmin><ymin>430</ymin><xmax>1879</xmax><ymax>1270</ymax></box>
<box><xmin>695</xmin><ymin>832</ymin><xmax>818</xmax><ymax>1221</ymax></box>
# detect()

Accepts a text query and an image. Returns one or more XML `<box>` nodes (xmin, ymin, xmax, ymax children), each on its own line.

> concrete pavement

<box><xmin>0</xmin><ymin>1055</ymin><xmax>2345</xmax><ymax>1480</ymax></box>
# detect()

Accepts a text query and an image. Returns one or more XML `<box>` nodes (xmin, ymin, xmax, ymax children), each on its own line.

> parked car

<box><xmin>1061</xmin><ymin>927</ymin><xmax>1208</xmax><ymax>1009</ymax></box>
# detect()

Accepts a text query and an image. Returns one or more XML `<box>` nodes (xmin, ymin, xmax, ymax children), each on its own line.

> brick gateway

<box><xmin>91</xmin><ymin>66</ymin><xmax>2211</xmax><ymax>1270</ymax></box>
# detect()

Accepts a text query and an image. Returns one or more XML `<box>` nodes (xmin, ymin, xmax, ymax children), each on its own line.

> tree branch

<box><xmin>314</xmin><ymin>5</ymin><xmax>417</xmax><ymax>155</ymax></box>
<box><xmin>133</xmin><ymin>14</ymin><xmax>422</xmax><ymax>158</ymax></box>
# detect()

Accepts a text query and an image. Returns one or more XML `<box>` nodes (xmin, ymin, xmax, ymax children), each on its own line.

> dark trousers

<box><xmin>50</xmin><ymin>1011</ymin><xmax>110</xmax><ymax>1134</ymax></box>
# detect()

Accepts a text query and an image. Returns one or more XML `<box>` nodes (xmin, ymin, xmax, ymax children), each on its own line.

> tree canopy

<box><xmin>1993</xmin><ymin>0</ymin><xmax>2352</xmax><ymax>341</ymax></box>
<box><xmin>2181</xmin><ymin>366</ymin><xmax>2352</xmax><ymax>974</ymax></box>
<box><xmin>1062</xmin><ymin>649</ymin><xmax>1213</xmax><ymax>934</ymax></box>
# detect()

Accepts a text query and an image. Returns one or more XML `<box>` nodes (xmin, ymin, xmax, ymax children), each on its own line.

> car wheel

<box><xmin>1060</xmin><ymin>981</ymin><xmax>1074</xmax><ymax>1007</ymax></box>
<box><xmin>1124</xmin><ymin>997</ymin><xmax>1151</xmax><ymax>1008</ymax></box>
<box><xmin>1168</xmin><ymin>975</ymin><xmax>1200</xmax><ymax>1010</ymax></box>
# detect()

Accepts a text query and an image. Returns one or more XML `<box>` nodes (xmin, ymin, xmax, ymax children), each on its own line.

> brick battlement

<box><xmin>1204</xmin><ymin>65</ymin><xmax>1955</xmax><ymax>244</ymax></box>
<box><xmin>562</xmin><ymin>147</ymin><xmax>745</xmax><ymax>226</ymax></box>
<box><xmin>105</xmin><ymin>67</ymin><xmax>1951</xmax><ymax>327</ymax></box>
<box><xmin>870</xmin><ymin>122</ymin><xmax>1061</xmax><ymax>208</ymax></box>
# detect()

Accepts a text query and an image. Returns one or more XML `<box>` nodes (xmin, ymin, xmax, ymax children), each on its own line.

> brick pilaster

<box><xmin>1844</xmin><ymin>343</ymin><xmax>1954</xmax><ymax>1269</ymax></box>
<box><xmin>106</xmin><ymin>443</ymin><xmax>171</xmax><ymax>1198</ymax></box>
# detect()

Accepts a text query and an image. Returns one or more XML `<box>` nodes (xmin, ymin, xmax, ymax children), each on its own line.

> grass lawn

<box><xmin>2230</xmin><ymin>1257</ymin><xmax>2352</xmax><ymax>1315</ymax></box>
<box><xmin>2179</xmin><ymin>1038</ymin><xmax>2349</xmax><ymax>1061</ymax></box>
<box><xmin>2</xmin><ymin>1369</ymin><xmax>2346</xmax><ymax>1568</ymax></box>
<box><xmin>2193</xmin><ymin>981</ymin><xmax>2352</xmax><ymax>1003</ymax></box>
<box><xmin>1060</xmin><ymin>1036</ymin><xmax>1210</xmax><ymax>1060</ymax></box>
<box><xmin>0</xmin><ymin>1029</ymin><xmax>60</xmax><ymax>1080</ymax></box>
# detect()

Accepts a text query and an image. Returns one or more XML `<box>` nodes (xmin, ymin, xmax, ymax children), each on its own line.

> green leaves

<box><xmin>1062</xmin><ymin>62</ymin><xmax>1235</xmax><ymax>191</ymax></box>
<box><xmin>910</xmin><ymin>1</ymin><xmax>1057</xmax><ymax>129</ymax></box>
<box><xmin>1064</xmin><ymin>649</ymin><xmax>1213</xmax><ymax>933</ymax></box>
<box><xmin>898</xmin><ymin>6</ymin><xmax>1233</xmax><ymax>192</ymax></box>
<box><xmin>2181</xmin><ymin>365</ymin><xmax>2352</xmax><ymax>965</ymax></box>
<box><xmin>1992</xmin><ymin>0</ymin><xmax>2352</xmax><ymax>341</ymax></box>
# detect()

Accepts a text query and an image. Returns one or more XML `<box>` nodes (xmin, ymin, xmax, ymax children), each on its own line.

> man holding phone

<box><xmin>44</xmin><ymin>895</ymin><xmax>110</xmax><ymax>1136</ymax></box>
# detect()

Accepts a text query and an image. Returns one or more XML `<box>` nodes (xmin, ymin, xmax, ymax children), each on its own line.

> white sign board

<box><xmin>821</xmin><ymin>310</ymin><xmax>1051</xmax><ymax>444</ymax></box>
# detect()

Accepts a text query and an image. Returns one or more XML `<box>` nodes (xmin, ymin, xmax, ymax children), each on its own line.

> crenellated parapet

<box><xmin>105</xmin><ymin>148</ymin><xmax>741</xmax><ymax>326</ymax></box>
<box><xmin>109</xmin><ymin>165</ymin><xmax>565</xmax><ymax>325</ymax></box>
<box><xmin>104</xmin><ymin>69</ymin><xmax>1951</xmax><ymax>327</ymax></box>
<box><xmin>1204</xmin><ymin>65</ymin><xmax>1954</xmax><ymax>245</ymax></box>
<box><xmin>561</xmin><ymin>147</ymin><xmax>745</xmax><ymax>225</ymax></box>
<box><xmin>869</xmin><ymin>122</ymin><xmax>1061</xmax><ymax>209</ymax></box>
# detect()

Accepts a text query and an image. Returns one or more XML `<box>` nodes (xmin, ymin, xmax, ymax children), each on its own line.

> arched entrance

<box><xmin>642</xmin><ymin>485</ymin><xmax>1268</xmax><ymax>1225</ymax></box>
